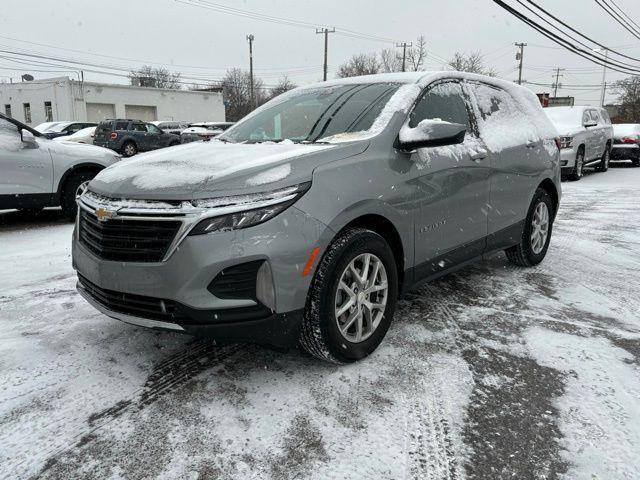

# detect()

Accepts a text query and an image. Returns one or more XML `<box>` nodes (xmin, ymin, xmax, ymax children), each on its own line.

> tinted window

<box><xmin>131</xmin><ymin>123</ymin><xmax>147</xmax><ymax>132</ymax></box>
<box><xmin>409</xmin><ymin>82</ymin><xmax>471</xmax><ymax>129</ymax></box>
<box><xmin>115</xmin><ymin>121</ymin><xmax>129</xmax><ymax>130</ymax></box>
<box><xmin>146</xmin><ymin>124</ymin><xmax>162</xmax><ymax>134</ymax></box>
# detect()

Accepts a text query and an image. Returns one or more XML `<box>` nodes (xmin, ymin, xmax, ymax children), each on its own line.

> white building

<box><xmin>0</xmin><ymin>77</ymin><xmax>225</xmax><ymax>125</ymax></box>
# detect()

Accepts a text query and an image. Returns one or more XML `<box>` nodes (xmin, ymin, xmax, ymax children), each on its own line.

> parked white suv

<box><xmin>0</xmin><ymin>113</ymin><xmax>121</xmax><ymax>217</ymax></box>
<box><xmin>544</xmin><ymin>106</ymin><xmax>613</xmax><ymax>180</ymax></box>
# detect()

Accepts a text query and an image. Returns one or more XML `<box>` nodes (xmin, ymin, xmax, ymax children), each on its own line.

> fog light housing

<box><xmin>256</xmin><ymin>261</ymin><xmax>276</xmax><ymax>312</ymax></box>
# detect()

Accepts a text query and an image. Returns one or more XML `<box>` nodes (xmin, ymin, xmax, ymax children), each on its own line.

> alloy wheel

<box><xmin>334</xmin><ymin>253</ymin><xmax>388</xmax><ymax>343</ymax></box>
<box><xmin>530</xmin><ymin>202</ymin><xmax>550</xmax><ymax>255</ymax></box>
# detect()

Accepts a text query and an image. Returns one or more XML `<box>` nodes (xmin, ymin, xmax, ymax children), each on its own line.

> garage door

<box><xmin>125</xmin><ymin>105</ymin><xmax>157</xmax><ymax>122</ymax></box>
<box><xmin>86</xmin><ymin>103</ymin><xmax>115</xmax><ymax>122</ymax></box>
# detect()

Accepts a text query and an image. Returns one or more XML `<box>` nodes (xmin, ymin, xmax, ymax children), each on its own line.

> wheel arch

<box><xmin>334</xmin><ymin>214</ymin><xmax>406</xmax><ymax>295</ymax></box>
<box><xmin>537</xmin><ymin>178</ymin><xmax>559</xmax><ymax>218</ymax></box>
<box><xmin>56</xmin><ymin>162</ymin><xmax>105</xmax><ymax>200</ymax></box>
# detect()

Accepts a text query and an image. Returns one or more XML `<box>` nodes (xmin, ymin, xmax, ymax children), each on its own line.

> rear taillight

<box><xmin>554</xmin><ymin>137</ymin><xmax>561</xmax><ymax>150</ymax></box>
<box><xmin>110</xmin><ymin>132</ymin><xmax>118</xmax><ymax>140</ymax></box>
<box><xmin>622</xmin><ymin>136</ymin><xmax>638</xmax><ymax>144</ymax></box>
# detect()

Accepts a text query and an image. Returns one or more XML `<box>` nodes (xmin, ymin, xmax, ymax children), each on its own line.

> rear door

<box><xmin>410</xmin><ymin>80</ymin><xmax>491</xmax><ymax>272</ymax></box>
<box><xmin>130</xmin><ymin>122</ymin><xmax>149</xmax><ymax>150</ymax></box>
<box><xmin>465</xmin><ymin>81</ymin><xmax>544</xmax><ymax>240</ymax></box>
<box><xmin>583</xmin><ymin>110</ymin><xmax>598</xmax><ymax>160</ymax></box>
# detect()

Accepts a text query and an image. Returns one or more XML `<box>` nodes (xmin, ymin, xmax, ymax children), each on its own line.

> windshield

<box><xmin>220</xmin><ymin>83</ymin><xmax>401</xmax><ymax>144</ymax></box>
<box><xmin>544</xmin><ymin>107</ymin><xmax>583</xmax><ymax>127</ymax></box>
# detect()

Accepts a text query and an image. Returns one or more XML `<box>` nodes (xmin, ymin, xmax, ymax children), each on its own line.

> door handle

<box><xmin>470</xmin><ymin>151</ymin><xmax>488</xmax><ymax>162</ymax></box>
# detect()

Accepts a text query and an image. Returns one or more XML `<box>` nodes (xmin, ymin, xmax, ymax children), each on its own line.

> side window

<box><xmin>589</xmin><ymin>111</ymin><xmax>600</xmax><ymax>124</ymax></box>
<box><xmin>114</xmin><ymin>121</ymin><xmax>128</xmax><ymax>130</ymax></box>
<box><xmin>409</xmin><ymin>82</ymin><xmax>471</xmax><ymax>130</ymax></box>
<box><xmin>131</xmin><ymin>123</ymin><xmax>147</xmax><ymax>132</ymax></box>
<box><xmin>67</xmin><ymin>124</ymin><xmax>82</xmax><ymax>133</ymax></box>
<box><xmin>146</xmin><ymin>124</ymin><xmax>162</xmax><ymax>134</ymax></box>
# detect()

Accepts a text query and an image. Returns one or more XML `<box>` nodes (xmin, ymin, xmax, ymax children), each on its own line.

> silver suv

<box><xmin>73</xmin><ymin>72</ymin><xmax>561</xmax><ymax>363</ymax></box>
<box><xmin>544</xmin><ymin>106</ymin><xmax>613</xmax><ymax>180</ymax></box>
<box><xmin>0</xmin><ymin>113</ymin><xmax>120</xmax><ymax>217</ymax></box>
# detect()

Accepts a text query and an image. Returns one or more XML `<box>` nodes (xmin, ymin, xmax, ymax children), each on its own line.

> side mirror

<box><xmin>399</xmin><ymin>119</ymin><xmax>467</xmax><ymax>150</ymax></box>
<box><xmin>21</xmin><ymin>130</ymin><xmax>39</xmax><ymax>149</ymax></box>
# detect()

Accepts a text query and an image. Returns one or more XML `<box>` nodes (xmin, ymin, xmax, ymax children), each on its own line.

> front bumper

<box><xmin>559</xmin><ymin>147</ymin><xmax>577</xmax><ymax>169</ymax></box>
<box><xmin>72</xmin><ymin>199</ymin><xmax>331</xmax><ymax>345</ymax></box>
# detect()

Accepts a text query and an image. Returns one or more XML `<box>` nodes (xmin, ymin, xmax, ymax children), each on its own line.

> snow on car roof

<box><xmin>612</xmin><ymin>123</ymin><xmax>640</xmax><ymax>137</ymax></box>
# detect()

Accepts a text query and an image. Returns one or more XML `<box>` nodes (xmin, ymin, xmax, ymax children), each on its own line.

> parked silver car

<box><xmin>151</xmin><ymin>121</ymin><xmax>190</xmax><ymax>135</ymax></box>
<box><xmin>73</xmin><ymin>72</ymin><xmax>561</xmax><ymax>363</ymax></box>
<box><xmin>0</xmin><ymin>113</ymin><xmax>120</xmax><ymax>217</ymax></box>
<box><xmin>545</xmin><ymin>106</ymin><xmax>613</xmax><ymax>180</ymax></box>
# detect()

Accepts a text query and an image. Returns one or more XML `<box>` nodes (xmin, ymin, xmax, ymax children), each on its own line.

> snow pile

<box><xmin>95</xmin><ymin>141</ymin><xmax>330</xmax><ymax>190</ymax></box>
<box><xmin>0</xmin><ymin>119</ymin><xmax>23</xmax><ymax>151</ymax></box>
<box><xmin>246</xmin><ymin>163</ymin><xmax>291</xmax><ymax>186</ymax></box>
<box><xmin>526</xmin><ymin>327</ymin><xmax>640</xmax><ymax>479</ymax></box>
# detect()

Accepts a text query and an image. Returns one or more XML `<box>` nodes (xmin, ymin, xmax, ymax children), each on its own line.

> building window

<box><xmin>44</xmin><ymin>101</ymin><xmax>53</xmax><ymax>122</ymax></box>
<box><xmin>23</xmin><ymin>103</ymin><xmax>32</xmax><ymax>124</ymax></box>
<box><xmin>4</xmin><ymin>104</ymin><xmax>11</xmax><ymax>117</ymax></box>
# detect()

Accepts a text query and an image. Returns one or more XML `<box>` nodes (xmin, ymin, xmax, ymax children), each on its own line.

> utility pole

<box><xmin>246</xmin><ymin>34</ymin><xmax>255</xmax><ymax>108</ymax></box>
<box><xmin>515</xmin><ymin>42</ymin><xmax>526</xmax><ymax>85</ymax></box>
<box><xmin>600</xmin><ymin>48</ymin><xmax>608</xmax><ymax>106</ymax></box>
<box><xmin>396</xmin><ymin>42</ymin><xmax>413</xmax><ymax>72</ymax></box>
<box><xmin>552</xmin><ymin>68</ymin><xmax>564</xmax><ymax>97</ymax></box>
<box><xmin>315</xmin><ymin>27</ymin><xmax>335</xmax><ymax>81</ymax></box>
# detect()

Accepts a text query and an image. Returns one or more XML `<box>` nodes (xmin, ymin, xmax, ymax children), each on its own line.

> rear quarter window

<box><xmin>115</xmin><ymin>121</ymin><xmax>129</xmax><ymax>130</ymax></box>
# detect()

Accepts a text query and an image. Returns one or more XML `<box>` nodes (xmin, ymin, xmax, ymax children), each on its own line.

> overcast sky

<box><xmin>1</xmin><ymin>0</ymin><xmax>639</xmax><ymax>105</ymax></box>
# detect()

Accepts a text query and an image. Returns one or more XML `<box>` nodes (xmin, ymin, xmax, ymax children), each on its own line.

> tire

<box><xmin>121</xmin><ymin>141</ymin><xmax>137</xmax><ymax>157</ymax></box>
<box><xmin>299</xmin><ymin>228</ymin><xmax>398</xmax><ymax>364</ymax></box>
<box><xmin>569</xmin><ymin>148</ymin><xmax>584</xmax><ymax>181</ymax></box>
<box><xmin>60</xmin><ymin>171</ymin><xmax>96</xmax><ymax>219</ymax></box>
<box><xmin>597</xmin><ymin>145</ymin><xmax>610</xmax><ymax>172</ymax></box>
<box><xmin>505</xmin><ymin>188</ymin><xmax>555</xmax><ymax>267</ymax></box>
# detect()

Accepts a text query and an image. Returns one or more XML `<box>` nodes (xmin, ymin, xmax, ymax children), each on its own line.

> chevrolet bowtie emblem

<box><xmin>95</xmin><ymin>207</ymin><xmax>116</xmax><ymax>222</ymax></box>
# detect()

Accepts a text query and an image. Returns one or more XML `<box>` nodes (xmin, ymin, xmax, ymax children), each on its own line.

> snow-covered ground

<box><xmin>1</xmin><ymin>166</ymin><xmax>639</xmax><ymax>480</ymax></box>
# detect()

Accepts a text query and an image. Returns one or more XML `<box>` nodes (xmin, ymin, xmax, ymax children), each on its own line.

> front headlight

<box><xmin>560</xmin><ymin>136</ymin><xmax>573</xmax><ymax>149</ymax></box>
<box><xmin>188</xmin><ymin>182</ymin><xmax>310</xmax><ymax>235</ymax></box>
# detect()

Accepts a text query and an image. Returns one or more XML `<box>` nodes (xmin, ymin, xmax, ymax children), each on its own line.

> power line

<box><xmin>607</xmin><ymin>0</ymin><xmax>640</xmax><ymax>32</ymax></box>
<box><xmin>492</xmin><ymin>0</ymin><xmax>640</xmax><ymax>74</ymax></box>
<box><xmin>594</xmin><ymin>0</ymin><xmax>640</xmax><ymax>40</ymax></box>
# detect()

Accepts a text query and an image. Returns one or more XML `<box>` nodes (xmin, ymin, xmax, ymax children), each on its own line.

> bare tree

<box><xmin>614</xmin><ymin>76</ymin><xmax>640</xmax><ymax>122</ymax></box>
<box><xmin>336</xmin><ymin>53</ymin><xmax>381</xmax><ymax>78</ymax></box>
<box><xmin>128</xmin><ymin>65</ymin><xmax>181</xmax><ymax>89</ymax></box>
<box><xmin>448</xmin><ymin>51</ymin><xmax>497</xmax><ymax>77</ymax></box>
<box><xmin>380</xmin><ymin>48</ymin><xmax>402</xmax><ymax>73</ymax></box>
<box><xmin>219</xmin><ymin>68</ymin><xmax>267</xmax><ymax>122</ymax></box>
<box><xmin>269</xmin><ymin>75</ymin><xmax>297</xmax><ymax>99</ymax></box>
<box><xmin>407</xmin><ymin>35</ymin><xmax>427</xmax><ymax>71</ymax></box>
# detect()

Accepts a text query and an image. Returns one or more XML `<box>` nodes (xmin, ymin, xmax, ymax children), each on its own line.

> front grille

<box><xmin>79</xmin><ymin>208</ymin><xmax>181</xmax><ymax>262</ymax></box>
<box><xmin>78</xmin><ymin>275</ymin><xmax>182</xmax><ymax>322</ymax></box>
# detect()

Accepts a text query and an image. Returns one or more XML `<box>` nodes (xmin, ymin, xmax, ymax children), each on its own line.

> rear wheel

<box><xmin>299</xmin><ymin>228</ymin><xmax>398</xmax><ymax>363</ymax></box>
<box><xmin>569</xmin><ymin>149</ymin><xmax>584</xmax><ymax>181</ymax></box>
<box><xmin>505</xmin><ymin>188</ymin><xmax>555</xmax><ymax>267</ymax></box>
<box><xmin>597</xmin><ymin>145</ymin><xmax>610</xmax><ymax>172</ymax></box>
<box><xmin>61</xmin><ymin>171</ymin><xmax>96</xmax><ymax>219</ymax></box>
<box><xmin>121</xmin><ymin>141</ymin><xmax>137</xmax><ymax>157</ymax></box>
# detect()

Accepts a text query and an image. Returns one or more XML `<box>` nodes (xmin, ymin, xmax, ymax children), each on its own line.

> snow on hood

<box><xmin>91</xmin><ymin>140</ymin><xmax>337</xmax><ymax>198</ymax></box>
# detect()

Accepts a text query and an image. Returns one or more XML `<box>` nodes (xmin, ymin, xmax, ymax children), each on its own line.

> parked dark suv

<box><xmin>93</xmin><ymin>119</ymin><xmax>180</xmax><ymax>157</ymax></box>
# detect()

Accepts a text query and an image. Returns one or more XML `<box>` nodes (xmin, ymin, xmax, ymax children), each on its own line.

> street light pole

<box><xmin>246</xmin><ymin>34</ymin><xmax>255</xmax><ymax>109</ymax></box>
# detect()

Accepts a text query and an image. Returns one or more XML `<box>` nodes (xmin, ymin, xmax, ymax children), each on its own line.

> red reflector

<box><xmin>302</xmin><ymin>247</ymin><xmax>321</xmax><ymax>277</ymax></box>
<box><xmin>110</xmin><ymin>132</ymin><xmax>118</xmax><ymax>140</ymax></box>
<box><xmin>554</xmin><ymin>137</ymin><xmax>561</xmax><ymax>150</ymax></box>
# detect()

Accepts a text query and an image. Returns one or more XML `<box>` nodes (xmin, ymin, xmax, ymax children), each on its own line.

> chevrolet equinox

<box><xmin>73</xmin><ymin>72</ymin><xmax>561</xmax><ymax>363</ymax></box>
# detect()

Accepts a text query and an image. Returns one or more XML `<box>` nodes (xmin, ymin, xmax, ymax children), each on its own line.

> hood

<box><xmin>89</xmin><ymin>139</ymin><xmax>368</xmax><ymax>200</ymax></box>
<box><xmin>551</xmin><ymin>124</ymin><xmax>585</xmax><ymax>137</ymax></box>
<box><xmin>44</xmin><ymin>137</ymin><xmax>120</xmax><ymax>161</ymax></box>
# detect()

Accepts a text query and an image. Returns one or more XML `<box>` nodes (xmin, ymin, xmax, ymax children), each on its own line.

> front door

<box><xmin>410</xmin><ymin>80</ymin><xmax>491</xmax><ymax>276</ymax></box>
<box><xmin>0</xmin><ymin>119</ymin><xmax>53</xmax><ymax>199</ymax></box>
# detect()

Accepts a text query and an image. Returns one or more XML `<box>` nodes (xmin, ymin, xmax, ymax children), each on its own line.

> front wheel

<box><xmin>597</xmin><ymin>145</ymin><xmax>610</xmax><ymax>172</ymax></box>
<box><xmin>61</xmin><ymin>171</ymin><xmax>96</xmax><ymax>219</ymax></box>
<box><xmin>505</xmin><ymin>188</ymin><xmax>555</xmax><ymax>267</ymax></box>
<box><xmin>569</xmin><ymin>149</ymin><xmax>584</xmax><ymax>181</ymax></box>
<box><xmin>299</xmin><ymin>228</ymin><xmax>398</xmax><ymax>363</ymax></box>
